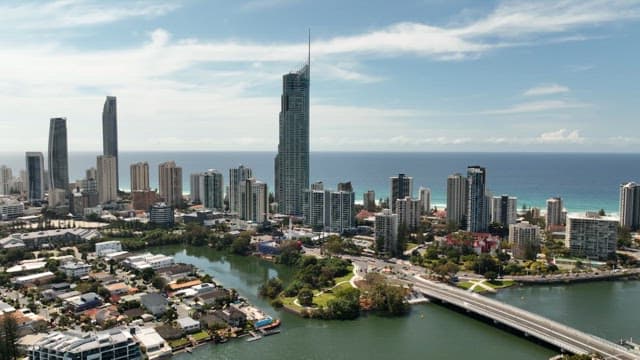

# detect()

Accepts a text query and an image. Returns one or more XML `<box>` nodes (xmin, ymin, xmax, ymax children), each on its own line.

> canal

<box><xmin>153</xmin><ymin>245</ymin><xmax>640</xmax><ymax>360</ymax></box>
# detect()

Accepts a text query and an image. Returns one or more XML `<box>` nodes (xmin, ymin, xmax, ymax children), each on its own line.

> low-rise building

<box><xmin>149</xmin><ymin>203</ymin><xmax>174</xmax><ymax>226</ymax></box>
<box><xmin>95</xmin><ymin>240</ymin><xmax>122</xmax><ymax>257</ymax></box>
<box><xmin>13</xmin><ymin>271</ymin><xmax>55</xmax><ymax>286</ymax></box>
<box><xmin>176</xmin><ymin>317</ymin><xmax>200</xmax><ymax>333</ymax></box>
<box><xmin>0</xmin><ymin>197</ymin><xmax>25</xmax><ymax>220</ymax></box>
<box><xmin>140</xmin><ymin>293</ymin><xmax>168</xmax><ymax>317</ymax></box>
<box><xmin>64</xmin><ymin>292</ymin><xmax>103</xmax><ymax>313</ymax></box>
<box><xmin>212</xmin><ymin>307</ymin><xmax>247</xmax><ymax>328</ymax></box>
<box><xmin>124</xmin><ymin>253</ymin><xmax>175</xmax><ymax>271</ymax></box>
<box><xmin>132</xmin><ymin>327</ymin><xmax>172</xmax><ymax>360</ymax></box>
<box><xmin>60</xmin><ymin>262</ymin><xmax>91</xmax><ymax>278</ymax></box>
<box><xmin>28</xmin><ymin>328</ymin><xmax>142</xmax><ymax>360</ymax></box>
<box><xmin>6</xmin><ymin>260</ymin><xmax>47</xmax><ymax>275</ymax></box>
<box><xmin>0</xmin><ymin>228</ymin><xmax>101</xmax><ymax>250</ymax></box>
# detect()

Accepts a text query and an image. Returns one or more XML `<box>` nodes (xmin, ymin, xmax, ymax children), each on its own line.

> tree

<box><xmin>598</xmin><ymin>208</ymin><xmax>606</xmax><ymax>216</ymax></box>
<box><xmin>484</xmin><ymin>271</ymin><xmax>498</xmax><ymax>281</ymax></box>
<box><xmin>258</xmin><ymin>278</ymin><xmax>283</xmax><ymax>299</ymax></box>
<box><xmin>152</xmin><ymin>276</ymin><xmax>167</xmax><ymax>291</ymax></box>
<box><xmin>326</xmin><ymin>287</ymin><xmax>361</xmax><ymax>320</ymax></box>
<box><xmin>1</xmin><ymin>314</ymin><xmax>19</xmax><ymax>360</ymax></box>
<box><xmin>231</xmin><ymin>234</ymin><xmax>252</xmax><ymax>255</ymax></box>
<box><xmin>297</xmin><ymin>287</ymin><xmax>314</xmax><ymax>307</ymax></box>
<box><xmin>141</xmin><ymin>268</ymin><xmax>156</xmax><ymax>282</ymax></box>
<box><xmin>618</xmin><ymin>226</ymin><xmax>632</xmax><ymax>248</ymax></box>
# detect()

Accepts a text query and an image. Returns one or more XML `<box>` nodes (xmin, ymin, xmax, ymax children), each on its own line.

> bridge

<box><xmin>411</xmin><ymin>276</ymin><xmax>640</xmax><ymax>359</ymax></box>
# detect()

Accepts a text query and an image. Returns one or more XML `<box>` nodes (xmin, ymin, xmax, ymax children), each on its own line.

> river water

<box><xmin>153</xmin><ymin>245</ymin><xmax>640</xmax><ymax>360</ymax></box>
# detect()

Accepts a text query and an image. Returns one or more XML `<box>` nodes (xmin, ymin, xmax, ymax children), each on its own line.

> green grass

<box><xmin>168</xmin><ymin>338</ymin><xmax>190</xmax><ymax>349</ymax></box>
<box><xmin>485</xmin><ymin>280</ymin><xmax>515</xmax><ymax>289</ymax></box>
<box><xmin>405</xmin><ymin>242</ymin><xmax>419</xmax><ymax>250</ymax></box>
<box><xmin>457</xmin><ymin>281</ymin><xmax>474</xmax><ymax>290</ymax></box>
<box><xmin>191</xmin><ymin>330</ymin><xmax>210</xmax><ymax>342</ymax></box>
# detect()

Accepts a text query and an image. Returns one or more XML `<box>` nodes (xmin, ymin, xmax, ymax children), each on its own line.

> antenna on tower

<box><xmin>307</xmin><ymin>28</ymin><xmax>311</xmax><ymax>67</ymax></box>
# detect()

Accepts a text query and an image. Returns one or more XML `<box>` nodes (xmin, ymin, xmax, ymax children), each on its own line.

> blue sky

<box><xmin>0</xmin><ymin>0</ymin><xmax>639</xmax><ymax>152</ymax></box>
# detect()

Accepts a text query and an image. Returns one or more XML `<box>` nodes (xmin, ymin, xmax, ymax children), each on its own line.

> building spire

<box><xmin>307</xmin><ymin>28</ymin><xmax>311</xmax><ymax>67</ymax></box>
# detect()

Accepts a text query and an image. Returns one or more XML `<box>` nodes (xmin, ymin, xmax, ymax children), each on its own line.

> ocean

<box><xmin>1</xmin><ymin>151</ymin><xmax>639</xmax><ymax>214</ymax></box>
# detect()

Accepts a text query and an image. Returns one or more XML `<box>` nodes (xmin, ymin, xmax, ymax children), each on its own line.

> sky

<box><xmin>0</xmin><ymin>0</ymin><xmax>639</xmax><ymax>153</ymax></box>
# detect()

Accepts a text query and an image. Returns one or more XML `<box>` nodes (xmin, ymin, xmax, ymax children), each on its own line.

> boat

<box><xmin>258</xmin><ymin>319</ymin><xmax>281</xmax><ymax>331</ymax></box>
<box><xmin>185</xmin><ymin>347</ymin><xmax>193</xmax><ymax>354</ymax></box>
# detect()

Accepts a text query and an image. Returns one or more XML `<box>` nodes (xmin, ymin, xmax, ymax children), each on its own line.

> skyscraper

<box><xmin>190</xmin><ymin>173</ymin><xmax>202</xmax><ymax>204</ymax></box>
<box><xmin>330</xmin><ymin>182</ymin><xmax>355</xmax><ymax>233</ymax></box>
<box><xmin>363</xmin><ymin>190</ymin><xmax>376</xmax><ymax>212</ymax></box>
<box><xmin>509</xmin><ymin>222</ymin><xmax>540</xmax><ymax>260</ymax></box>
<box><xmin>229</xmin><ymin>165</ymin><xmax>253</xmax><ymax>214</ymax></box>
<box><xmin>0</xmin><ymin>165</ymin><xmax>12</xmax><ymax>195</ymax></box>
<box><xmin>466</xmin><ymin>166</ymin><xmax>488</xmax><ymax>233</ymax></box>
<box><xmin>97</xmin><ymin>155</ymin><xmax>117</xmax><ymax>204</ymax></box>
<box><xmin>130</xmin><ymin>162</ymin><xmax>150</xmax><ymax>191</ymax></box>
<box><xmin>48</xmin><ymin>117</ymin><xmax>69</xmax><ymax>207</ymax></box>
<box><xmin>619</xmin><ymin>182</ymin><xmax>640</xmax><ymax>231</ymax></box>
<box><xmin>243</xmin><ymin>178</ymin><xmax>269</xmax><ymax>223</ymax></box>
<box><xmin>375</xmin><ymin>209</ymin><xmax>398</xmax><ymax>256</ymax></box>
<box><xmin>419</xmin><ymin>186</ymin><xmax>431</xmax><ymax>215</ymax></box>
<box><xmin>158</xmin><ymin>161</ymin><xmax>183</xmax><ymax>207</ymax></box>
<box><xmin>25</xmin><ymin>152</ymin><xmax>45</xmax><ymax>202</ymax></box>
<box><xmin>302</xmin><ymin>181</ymin><xmax>327</xmax><ymax>229</ymax></box>
<box><xmin>395</xmin><ymin>196</ymin><xmax>421</xmax><ymax>231</ymax></box>
<box><xmin>490</xmin><ymin>195</ymin><xmax>517</xmax><ymax>226</ymax></box>
<box><xmin>390</xmin><ymin>173</ymin><xmax>413</xmax><ymax>213</ymax></box>
<box><xmin>446</xmin><ymin>173</ymin><xmax>467</xmax><ymax>228</ymax></box>
<box><xmin>201</xmin><ymin>170</ymin><xmax>224</xmax><ymax>211</ymax></box>
<box><xmin>102</xmin><ymin>96</ymin><xmax>119</xmax><ymax>190</ymax></box>
<box><xmin>275</xmin><ymin>41</ymin><xmax>310</xmax><ymax>216</ymax></box>
<box><xmin>546</xmin><ymin>197</ymin><xmax>564</xmax><ymax>230</ymax></box>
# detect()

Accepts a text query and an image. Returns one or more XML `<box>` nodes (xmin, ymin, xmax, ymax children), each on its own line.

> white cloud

<box><xmin>536</xmin><ymin>129</ymin><xmax>585</xmax><ymax>144</ymax></box>
<box><xmin>523</xmin><ymin>84</ymin><xmax>570</xmax><ymax>96</ymax></box>
<box><xmin>0</xmin><ymin>0</ymin><xmax>178</xmax><ymax>30</ymax></box>
<box><xmin>481</xmin><ymin>100</ymin><xmax>588</xmax><ymax>115</ymax></box>
<box><xmin>241</xmin><ymin>0</ymin><xmax>300</xmax><ymax>11</ymax></box>
<box><xmin>0</xmin><ymin>0</ymin><xmax>637</xmax><ymax>151</ymax></box>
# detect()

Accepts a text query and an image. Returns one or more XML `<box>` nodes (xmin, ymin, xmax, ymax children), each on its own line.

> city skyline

<box><xmin>0</xmin><ymin>1</ymin><xmax>639</xmax><ymax>153</ymax></box>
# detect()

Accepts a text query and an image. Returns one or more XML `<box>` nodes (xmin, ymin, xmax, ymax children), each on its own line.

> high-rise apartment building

<box><xmin>375</xmin><ymin>209</ymin><xmax>398</xmax><ymax>256</ymax></box>
<box><xmin>0</xmin><ymin>165</ymin><xmax>12</xmax><ymax>195</ymax></box>
<box><xmin>25</xmin><ymin>152</ymin><xmax>45</xmax><ymax>202</ymax></box>
<box><xmin>102</xmin><ymin>96</ymin><xmax>119</xmax><ymax>190</ymax></box>
<box><xmin>490</xmin><ymin>195</ymin><xmax>517</xmax><ymax>226</ymax></box>
<box><xmin>243</xmin><ymin>178</ymin><xmax>269</xmax><ymax>223</ymax></box>
<box><xmin>546</xmin><ymin>197</ymin><xmax>564</xmax><ymax>229</ymax></box>
<box><xmin>466</xmin><ymin>166</ymin><xmax>488</xmax><ymax>233</ymax></box>
<box><xmin>509</xmin><ymin>222</ymin><xmax>540</xmax><ymax>260</ymax></box>
<box><xmin>419</xmin><ymin>186</ymin><xmax>431</xmax><ymax>215</ymax></box>
<box><xmin>97</xmin><ymin>155</ymin><xmax>118</xmax><ymax>204</ymax></box>
<box><xmin>190</xmin><ymin>173</ymin><xmax>202</xmax><ymax>204</ymax></box>
<box><xmin>158</xmin><ymin>161</ymin><xmax>183</xmax><ymax>207</ymax></box>
<box><xmin>302</xmin><ymin>181</ymin><xmax>355</xmax><ymax>233</ymax></box>
<box><xmin>390</xmin><ymin>173</ymin><xmax>413</xmax><ymax>213</ymax></box>
<box><xmin>565</xmin><ymin>212</ymin><xmax>618</xmax><ymax>260</ymax></box>
<box><xmin>395</xmin><ymin>196</ymin><xmax>421</xmax><ymax>231</ymax></box>
<box><xmin>363</xmin><ymin>190</ymin><xmax>376</xmax><ymax>212</ymax></box>
<box><xmin>48</xmin><ymin>117</ymin><xmax>69</xmax><ymax>207</ymax></box>
<box><xmin>302</xmin><ymin>181</ymin><xmax>328</xmax><ymax>229</ymax></box>
<box><xmin>619</xmin><ymin>182</ymin><xmax>640</xmax><ymax>231</ymax></box>
<box><xmin>130</xmin><ymin>162</ymin><xmax>150</xmax><ymax>191</ymax></box>
<box><xmin>201</xmin><ymin>170</ymin><xmax>224</xmax><ymax>211</ymax></box>
<box><xmin>229</xmin><ymin>165</ymin><xmax>253</xmax><ymax>214</ymax></box>
<box><xmin>274</xmin><ymin>56</ymin><xmax>310</xmax><ymax>216</ymax></box>
<box><xmin>446</xmin><ymin>173</ymin><xmax>467</xmax><ymax>228</ymax></box>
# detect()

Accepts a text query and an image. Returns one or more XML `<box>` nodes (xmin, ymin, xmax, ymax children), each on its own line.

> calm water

<box><xmin>153</xmin><ymin>245</ymin><xmax>640</xmax><ymax>360</ymax></box>
<box><xmin>2</xmin><ymin>151</ymin><xmax>640</xmax><ymax>213</ymax></box>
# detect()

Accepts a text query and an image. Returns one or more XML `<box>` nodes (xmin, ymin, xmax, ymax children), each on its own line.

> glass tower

<box><xmin>102</xmin><ymin>96</ymin><xmax>118</xmax><ymax>190</ymax></box>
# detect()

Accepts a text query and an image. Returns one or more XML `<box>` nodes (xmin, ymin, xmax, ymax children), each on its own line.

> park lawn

<box><xmin>485</xmin><ymin>280</ymin><xmax>515</xmax><ymax>289</ymax></box>
<box><xmin>405</xmin><ymin>242</ymin><xmax>419</xmax><ymax>250</ymax></box>
<box><xmin>168</xmin><ymin>338</ymin><xmax>190</xmax><ymax>349</ymax></box>
<box><xmin>456</xmin><ymin>281</ymin><xmax>491</xmax><ymax>293</ymax></box>
<box><xmin>191</xmin><ymin>330</ymin><xmax>210</xmax><ymax>342</ymax></box>
<box><xmin>313</xmin><ymin>282</ymin><xmax>353</xmax><ymax>307</ymax></box>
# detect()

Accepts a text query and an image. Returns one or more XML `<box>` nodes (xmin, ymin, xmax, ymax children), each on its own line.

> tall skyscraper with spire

<box><xmin>48</xmin><ymin>117</ymin><xmax>69</xmax><ymax>207</ymax></box>
<box><xmin>102</xmin><ymin>96</ymin><xmax>119</xmax><ymax>190</ymax></box>
<box><xmin>275</xmin><ymin>33</ymin><xmax>310</xmax><ymax>215</ymax></box>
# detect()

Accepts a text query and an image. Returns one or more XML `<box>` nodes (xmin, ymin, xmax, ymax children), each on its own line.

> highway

<box><xmin>411</xmin><ymin>276</ymin><xmax>640</xmax><ymax>359</ymax></box>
